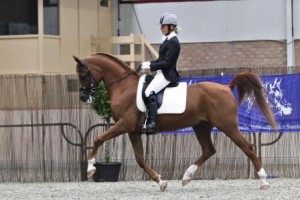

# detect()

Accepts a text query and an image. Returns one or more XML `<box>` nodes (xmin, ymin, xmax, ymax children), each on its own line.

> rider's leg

<box><xmin>145</xmin><ymin>91</ymin><xmax>158</xmax><ymax>134</ymax></box>
<box><xmin>145</xmin><ymin>71</ymin><xmax>170</xmax><ymax>134</ymax></box>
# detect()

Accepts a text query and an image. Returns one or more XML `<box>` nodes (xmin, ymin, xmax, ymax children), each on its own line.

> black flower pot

<box><xmin>93</xmin><ymin>162</ymin><xmax>122</xmax><ymax>182</ymax></box>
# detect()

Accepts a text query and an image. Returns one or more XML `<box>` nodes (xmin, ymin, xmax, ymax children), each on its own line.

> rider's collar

<box><xmin>162</xmin><ymin>31</ymin><xmax>177</xmax><ymax>41</ymax></box>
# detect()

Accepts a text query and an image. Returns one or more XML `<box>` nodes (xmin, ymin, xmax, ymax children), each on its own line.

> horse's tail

<box><xmin>229</xmin><ymin>72</ymin><xmax>277</xmax><ymax>130</ymax></box>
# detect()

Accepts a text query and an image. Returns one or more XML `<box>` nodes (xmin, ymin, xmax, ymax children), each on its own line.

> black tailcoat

<box><xmin>150</xmin><ymin>36</ymin><xmax>180</xmax><ymax>83</ymax></box>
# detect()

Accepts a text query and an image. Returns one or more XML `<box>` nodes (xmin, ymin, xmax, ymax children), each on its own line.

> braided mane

<box><xmin>93</xmin><ymin>53</ymin><xmax>135</xmax><ymax>73</ymax></box>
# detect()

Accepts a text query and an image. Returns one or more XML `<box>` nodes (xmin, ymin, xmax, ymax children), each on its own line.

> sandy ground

<box><xmin>0</xmin><ymin>178</ymin><xmax>299</xmax><ymax>200</ymax></box>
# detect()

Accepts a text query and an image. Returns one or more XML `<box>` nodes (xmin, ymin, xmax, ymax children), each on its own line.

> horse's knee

<box><xmin>93</xmin><ymin>138</ymin><xmax>103</xmax><ymax>148</ymax></box>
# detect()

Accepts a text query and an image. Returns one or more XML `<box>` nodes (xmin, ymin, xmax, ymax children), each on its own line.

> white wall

<box><xmin>294</xmin><ymin>0</ymin><xmax>300</xmax><ymax>39</ymax></box>
<box><xmin>119</xmin><ymin>0</ymin><xmax>298</xmax><ymax>43</ymax></box>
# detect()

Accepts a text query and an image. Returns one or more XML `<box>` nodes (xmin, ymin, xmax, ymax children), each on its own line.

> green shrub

<box><xmin>90</xmin><ymin>81</ymin><xmax>112</xmax><ymax>163</ymax></box>
<box><xmin>90</xmin><ymin>81</ymin><xmax>111</xmax><ymax>121</ymax></box>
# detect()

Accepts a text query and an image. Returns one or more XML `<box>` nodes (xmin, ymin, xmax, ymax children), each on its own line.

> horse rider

<box><xmin>141</xmin><ymin>12</ymin><xmax>181</xmax><ymax>134</ymax></box>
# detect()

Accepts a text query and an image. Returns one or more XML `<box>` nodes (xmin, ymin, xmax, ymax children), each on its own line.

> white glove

<box><xmin>141</xmin><ymin>61</ymin><xmax>150</xmax><ymax>69</ymax></box>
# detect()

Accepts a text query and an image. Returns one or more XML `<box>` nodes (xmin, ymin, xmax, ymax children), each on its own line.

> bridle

<box><xmin>78</xmin><ymin>60</ymin><xmax>98</xmax><ymax>98</ymax></box>
<box><xmin>79</xmin><ymin>59</ymin><xmax>141</xmax><ymax>96</ymax></box>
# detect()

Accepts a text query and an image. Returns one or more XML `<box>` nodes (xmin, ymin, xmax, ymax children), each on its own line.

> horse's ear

<box><xmin>72</xmin><ymin>55</ymin><xmax>82</xmax><ymax>65</ymax></box>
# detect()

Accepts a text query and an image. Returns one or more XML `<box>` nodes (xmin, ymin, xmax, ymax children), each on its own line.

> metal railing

<box><xmin>0</xmin><ymin>123</ymin><xmax>284</xmax><ymax>181</ymax></box>
<box><xmin>0</xmin><ymin>122</ymin><xmax>112</xmax><ymax>181</ymax></box>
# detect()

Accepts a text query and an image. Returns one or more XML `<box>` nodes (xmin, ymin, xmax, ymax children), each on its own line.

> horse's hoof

<box><xmin>182</xmin><ymin>179</ymin><xmax>191</xmax><ymax>187</ymax></box>
<box><xmin>87</xmin><ymin>167</ymin><xmax>96</xmax><ymax>178</ymax></box>
<box><xmin>260</xmin><ymin>183</ymin><xmax>270</xmax><ymax>190</ymax></box>
<box><xmin>159</xmin><ymin>180</ymin><xmax>168</xmax><ymax>192</ymax></box>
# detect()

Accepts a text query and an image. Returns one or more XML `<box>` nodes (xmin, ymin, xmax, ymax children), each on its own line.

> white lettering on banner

<box><xmin>286</xmin><ymin>124</ymin><xmax>300</xmax><ymax>129</ymax></box>
<box><xmin>250</xmin><ymin>125</ymin><xmax>273</xmax><ymax>131</ymax></box>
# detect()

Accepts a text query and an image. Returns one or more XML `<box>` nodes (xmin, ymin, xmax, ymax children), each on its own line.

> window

<box><xmin>0</xmin><ymin>0</ymin><xmax>38</xmax><ymax>35</ymax></box>
<box><xmin>100</xmin><ymin>0</ymin><xmax>109</xmax><ymax>7</ymax></box>
<box><xmin>44</xmin><ymin>0</ymin><xmax>59</xmax><ymax>35</ymax></box>
<box><xmin>119</xmin><ymin>0</ymin><xmax>216</xmax><ymax>3</ymax></box>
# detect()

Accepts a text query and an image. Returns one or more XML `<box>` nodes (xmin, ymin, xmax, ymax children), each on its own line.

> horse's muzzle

<box><xmin>80</xmin><ymin>91</ymin><xmax>90</xmax><ymax>102</ymax></box>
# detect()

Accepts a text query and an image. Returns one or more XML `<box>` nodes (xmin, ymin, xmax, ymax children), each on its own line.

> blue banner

<box><xmin>163</xmin><ymin>73</ymin><xmax>300</xmax><ymax>134</ymax></box>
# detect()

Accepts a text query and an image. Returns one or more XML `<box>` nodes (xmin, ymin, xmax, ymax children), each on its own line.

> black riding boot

<box><xmin>145</xmin><ymin>93</ymin><xmax>158</xmax><ymax>134</ymax></box>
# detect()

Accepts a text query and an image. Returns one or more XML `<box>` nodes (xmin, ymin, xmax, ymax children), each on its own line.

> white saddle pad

<box><xmin>136</xmin><ymin>74</ymin><xmax>187</xmax><ymax>114</ymax></box>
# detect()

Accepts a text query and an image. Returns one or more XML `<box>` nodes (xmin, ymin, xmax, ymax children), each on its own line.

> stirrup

<box><xmin>143</xmin><ymin>128</ymin><xmax>157</xmax><ymax>135</ymax></box>
<box><xmin>144</xmin><ymin>122</ymin><xmax>157</xmax><ymax>135</ymax></box>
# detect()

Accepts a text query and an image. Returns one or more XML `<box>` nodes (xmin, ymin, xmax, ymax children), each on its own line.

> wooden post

<box><xmin>140</xmin><ymin>35</ymin><xmax>145</xmax><ymax>62</ymax></box>
<box><xmin>129</xmin><ymin>33</ymin><xmax>135</xmax><ymax>69</ymax></box>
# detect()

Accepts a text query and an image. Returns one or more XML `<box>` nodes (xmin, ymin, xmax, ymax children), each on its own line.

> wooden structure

<box><xmin>91</xmin><ymin>34</ymin><xmax>158</xmax><ymax>69</ymax></box>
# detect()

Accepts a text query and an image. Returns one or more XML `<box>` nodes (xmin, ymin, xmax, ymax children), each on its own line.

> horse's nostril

<box><xmin>80</xmin><ymin>95</ymin><xmax>87</xmax><ymax>102</ymax></box>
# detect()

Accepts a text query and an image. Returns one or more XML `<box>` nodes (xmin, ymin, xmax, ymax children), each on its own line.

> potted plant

<box><xmin>90</xmin><ymin>81</ymin><xmax>122</xmax><ymax>182</ymax></box>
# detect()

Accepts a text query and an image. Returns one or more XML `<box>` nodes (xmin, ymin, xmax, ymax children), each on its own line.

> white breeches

<box><xmin>145</xmin><ymin>70</ymin><xmax>170</xmax><ymax>97</ymax></box>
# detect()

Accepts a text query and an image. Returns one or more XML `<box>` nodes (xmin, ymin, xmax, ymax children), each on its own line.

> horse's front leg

<box><xmin>87</xmin><ymin>120</ymin><xmax>127</xmax><ymax>178</ymax></box>
<box><xmin>128</xmin><ymin>132</ymin><xmax>167</xmax><ymax>192</ymax></box>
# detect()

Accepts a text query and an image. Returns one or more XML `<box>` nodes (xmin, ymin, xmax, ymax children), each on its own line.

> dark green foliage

<box><xmin>90</xmin><ymin>82</ymin><xmax>111</xmax><ymax>120</ymax></box>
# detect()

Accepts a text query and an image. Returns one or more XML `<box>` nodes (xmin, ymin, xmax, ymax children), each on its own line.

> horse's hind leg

<box><xmin>182</xmin><ymin>122</ymin><xmax>215</xmax><ymax>186</ymax></box>
<box><xmin>223</xmin><ymin>128</ymin><xmax>269</xmax><ymax>190</ymax></box>
<box><xmin>128</xmin><ymin>132</ymin><xmax>167</xmax><ymax>192</ymax></box>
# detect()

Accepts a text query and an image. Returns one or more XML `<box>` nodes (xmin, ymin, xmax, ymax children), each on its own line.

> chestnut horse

<box><xmin>73</xmin><ymin>53</ymin><xmax>276</xmax><ymax>191</ymax></box>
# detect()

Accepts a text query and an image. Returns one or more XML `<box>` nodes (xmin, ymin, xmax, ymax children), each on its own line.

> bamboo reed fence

<box><xmin>0</xmin><ymin>66</ymin><xmax>300</xmax><ymax>182</ymax></box>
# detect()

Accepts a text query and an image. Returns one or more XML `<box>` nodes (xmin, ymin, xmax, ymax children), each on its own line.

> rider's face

<box><xmin>160</xmin><ymin>24</ymin><xmax>169</xmax><ymax>35</ymax></box>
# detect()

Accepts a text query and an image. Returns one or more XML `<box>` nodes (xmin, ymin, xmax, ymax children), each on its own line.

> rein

<box><xmin>106</xmin><ymin>69</ymin><xmax>140</xmax><ymax>87</ymax></box>
<box><xmin>81</xmin><ymin>56</ymin><xmax>142</xmax><ymax>88</ymax></box>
